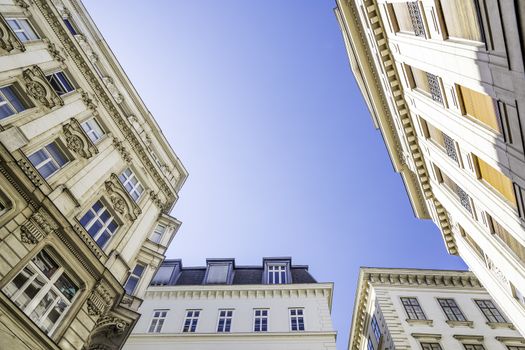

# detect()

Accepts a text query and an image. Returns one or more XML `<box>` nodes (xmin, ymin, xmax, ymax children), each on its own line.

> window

<box><xmin>390</xmin><ymin>2</ymin><xmax>425</xmax><ymax>36</ymax></box>
<box><xmin>371</xmin><ymin>315</ymin><xmax>381</xmax><ymax>341</ymax></box>
<box><xmin>149</xmin><ymin>224</ymin><xmax>166</xmax><ymax>244</ymax></box>
<box><xmin>464</xmin><ymin>345</ymin><xmax>485</xmax><ymax>350</ymax></box>
<box><xmin>475</xmin><ymin>299</ymin><xmax>506</xmax><ymax>323</ymax></box>
<box><xmin>489</xmin><ymin>215</ymin><xmax>525</xmax><ymax>262</ymax></box>
<box><xmin>0</xmin><ymin>85</ymin><xmax>29</xmax><ymax>119</ymax></box>
<box><xmin>123</xmin><ymin>263</ymin><xmax>145</xmax><ymax>295</ymax></box>
<box><xmin>367</xmin><ymin>337</ymin><xmax>374</xmax><ymax>350</ymax></box>
<box><xmin>5</xmin><ymin>18</ymin><xmax>39</xmax><ymax>42</ymax></box>
<box><xmin>400</xmin><ymin>297</ymin><xmax>426</xmax><ymax>320</ymax></box>
<box><xmin>421</xmin><ymin>119</ymin><xmax>458</xmax><ymax>162</ymax></box>
<box><xmin>183</xmin><ymin>310</ymin><xmax>199</xmax><ymax>332</ymax></box>
<box><xmin>46</xmin><ymin>72</ymin><xmax>74</xmax><ymax>96</ymax></box>
<box><xmin>458</xmin><ymin>85</ymin><xmax>499</xmax><ymax>133</ymax></box>
<box><xmin>217</xmin><ymin>309</ymin><xmax>233</xmax><ymax>332</ymax></box>
<box><xmin>408</xmin><ymin>66</ymin><xmax>443</xmax><ymax>103</ymax></box>
<box><xmin>267</xmin><ymin>264</ymin><xmax>287</xmax><ymax>284</ymax></box>
<box><xmin>63</xmin><ymin>18</ymin><xmax>78</xmax><ymax>35</ymax></box>
<box><xmin>439</xmin><ymin>0</ymin><xmax>483</xmax><ymax>42</ymax></box>
<box><xmin>79</xmin><ymin>200</ymin><xmax>119</xmax><ymax>248</ymax></box>
<box><xmin>421</xmin><ymin>343</ymin><xmax>442</xmax><ymax>350</ymax></box>
<box><xmin>508</xmin><ymin>347</ymin><xmax>525</xmax><ymax>350</ymax></box>
<box><xmin>151</xmin><ymin>265</ymin><xmax>175</xmax><ymax>286</ymax></box>
<box><xmin>438</xmin><ymin>298</ymin><xmax>467</xmax><ymax>321</ymax></box>
<box><xmin>0</xmin><ymin>190</ymin><xmax>10</xmax><ymax>216</ymax></box>
<box><xmin>118</xmin><ymin>168</ymin><xmax>144</xmax><ymax>202</ymax></box>
<box><xmin>148</xmin><ymin>309</ymin><xmax>168</xmax><ymax>333</ymax></box>
<box><xmin>81</xmin><ymin>118</ymin><xmax>104</xmax><ymax>143</ymax></box>
<box><xmin>2</xmin><ymin>249</ymin><xmax>78</xmax><ymax>335</ymax></box>
<box><xmin>289</xmin><ymin>308</ymin><xmax>305</xmax><ymax>331</ymax></box>
<box><xmin>28</xmin><ymin>142</ymin><xmax>69</xmax><ymax>179</ymax></box>
<box><xmin>436</xmin><ymin>167</ymin><xmax>473</xmax><ymax>214</ymax></box>
<box><xmin>474</xmin><ymin>156</ymin><xmax>516</xmax><ymax>206</ymax></box>
<box><xmin>206</xmin><ymin>263</ymin><xmax>230</xmax><ymax>284</ymax></box>
<box><xmin>254</xmin><ymin>309</ymin><xmax>268</xmax><ymax>332</ymax></box>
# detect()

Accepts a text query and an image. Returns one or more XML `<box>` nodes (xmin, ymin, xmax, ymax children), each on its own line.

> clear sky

<box><xmin>83</xmin><ymin>1</ymin><xmax>467</xmax><ymax>348</ymax></box>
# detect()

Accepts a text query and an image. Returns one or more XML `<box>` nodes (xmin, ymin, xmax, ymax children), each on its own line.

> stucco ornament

<box><xmin>102</xmin><ymin>77</ymin><xmax>123</xmax><ymax>104</ymax></box>
<box><xmin>105</xmin><ymin>173</ymin><xmax>141</xmax><ymax>221</ymax></box>
<box><xmin>63</xmin><ymin>118</ymin><xmax>98</xmax><ymax>159</ymax></box>
<box><xmin>23</xmin><ymin>65</ymin><xmax>63</xmax><ymax>109</ymax></box>
<box><xmin>86</xmin><ymin>282</ymin><xmax>112</xmax><ymax>317</ymax></box>
<box><xmin>0</xmin><ymin>14</ymin><xmax>25</xmax><ymax>53</ymax></box>
<box><xmin>20</xmin><ymin>207</ymin><xmax>58</xmax><ymax>244</ymax></box>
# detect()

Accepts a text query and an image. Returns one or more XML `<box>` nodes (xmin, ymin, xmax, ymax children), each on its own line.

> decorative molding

<box><xmin>496</xmin><ymin>336</ymin><xmax>525</xmax><ymax>345</ymax></box>
<box><xmin>72</xmin><ymin>223</ymin><xmax>104</xmax><ymax>259</ymax></box>
<box><xmin>406</xmin><ymin>319</ymin><xmax>433</xmax><ymax>327</ymax></box>
<box><xmin>105</xmin><ymin>173</ymin><xmax>141</xmax><ymax>221</ymax></box>
<box><xmin>411</xmin><ymin>333</ymin><xmax>442</xmax><ymax>341</ymax></box>
<box><xmin>22</xmin><ymin>65</ymin><xmax>63</xmax><ymax>109</ymax></box>
<box><xmin>20</xmin><ymin>207</ymin><xmax>58</xmax><ymax>244</ymax></box>
<box><xmin>16</xmin><ymin>157</ymin><xmax>43</xmax><ymax>187</ymax></box>
<box><xmin>94</xmin><ymin>314</ymin><xmax>129</xmax><ymax>336</ymax></box>
<box><xmin>63</xmin><ymin>117</ymin><xmax>98</xmax><ymax>158</ymax></box>
<box><xmin>87</xmin><ymin>282</ymin><xmax>112</xmax><ymax>316</ymax></box>
<box><xmin>0</xmin><ymin>14</ymin><xmax>25</xmax><ymax>54</ymax></box>
<box><xmin>445</xmin><ymin>319</ymin><xmax>474</xmax><ymax>328</ymax></box>
<box><xmin>46</xmin><ymin>41</ymin><xmax>65</xmax><ymax>63</ymax></box>
<box><xmin>112</xmin><ymin>137</ymin><xmax>131</xmax><ymax>163</ymax></box>
<box><xmin>80</xmin><ymin>90</ymin><xmax>98</xmax><ymax>112</ymax></box>
<box><xmin>102</xmin><ymin>77</ymin><xmax>123</xmax><ymax>104</ymax></box>
<box><xmin>75</xmin><ymin>33</ymin><xmax>98</xmax><ymax>63</ymax></box>
<box><xmin>33</xmin><ymin>0</ymin><xmax>179</xmax><ymax>211</ymax></box>
<box><xmin>14</xmin><ymin>0</ymin><xmax>30</xmax><ymax>9</ymax></box>
<box><xmin>149</xmin><ymin>190</ymin><xmax>165</xmax><ymax>210</ymax></box>
<box><xmin>453</xmin><ymin>334</ymin><xmax>484</xmax><ymax>342</ymax></box>
<box><xmin>487</xmin><ymin>321</ymin><xmax>515</xmax><ymax>330</ymax></box>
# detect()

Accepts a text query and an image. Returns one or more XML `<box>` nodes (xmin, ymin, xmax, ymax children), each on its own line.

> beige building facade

<box><xmin>0</xmin><ymin>0</ymin><xmax>187</xmax><ymax>349</ymax></box>
<box><xmin>335</xmin><ymin>0</ymin><xmax>525</xmax><ymax>336</ymax></box>
<box><xmin>349</xmin><ymin>268</ymin><xmax>524</xmax><ymax>350</ymax></box>
<box><xmin>124</xmin><ymin>258</ymin><xmax>337</xmax><ymax>350</ymax></box>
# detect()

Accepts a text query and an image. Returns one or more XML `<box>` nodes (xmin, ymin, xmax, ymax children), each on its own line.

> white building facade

<box><xmin>335</xmin><ymin>0</ymin><xmax>525</xmax><ymax>335</ymax></box>
<box><xmin>0</xmin><ymin>0</ymin><xmax>188</xmax><ymax>349</ymax></box>
<box><xmin>124</xmin><ymin>258</ymin><xmax>337</xmax><ymax>350</ymax></box>
<box><xmin>349</xmin><ymin>268</ymin><xmax>524</xmax><ymax>350</ymax></box>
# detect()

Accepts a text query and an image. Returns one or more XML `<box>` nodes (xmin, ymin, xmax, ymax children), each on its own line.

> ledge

<box><xmin>406</xmin><ymin>319</ymin><xmax>433</xmax><ymax>327</ymax></box>
<box><xmin>487</xmin><ymin>322</ymin><xmax>515</xmax><ymax>330</ymax></box>
<box><xmin>453</xmin><ymin>334</ymin><xmax>484</xmax><ymax>342</ymax></box>
<box><xmin>446</xmin><ymin>320</ymin><xmax>474</xmax><ymax>328</ymax></box>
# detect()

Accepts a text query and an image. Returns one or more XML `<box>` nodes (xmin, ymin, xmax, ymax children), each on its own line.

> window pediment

<box><xmin>105</xmin><ymin>173</ymin><xmax>142</xmax><ymax>221</ymax></box>
<box><xmin>22</xmin><ymin>65</ymin><xmax>63</xmax><ymax>109</ymax></box>
<box><xmin>0</xmin><ymin>14</ymin><xmax>25</xmax><ymax>54</ymax></box>
<box><xmin>63</xmin><ymin>117</ymin><xmax>98</xmax><ymax>159</ymax></box>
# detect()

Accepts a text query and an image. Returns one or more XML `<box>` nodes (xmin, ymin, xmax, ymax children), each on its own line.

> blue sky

<box><xmin>84</xmin><ymin>1</ymin><xmax>466</xmax><ymax>347</ymax></box>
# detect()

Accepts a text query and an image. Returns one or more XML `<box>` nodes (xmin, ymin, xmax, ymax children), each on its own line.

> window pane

<box><xmin>16</xmin><ymin>274</ymin><xmax>46</xmax><ymax>309</ymax></box>
<box><xmin>45</xmin><ymin>143</ymin><xmax>68</xmax><ymax>167</ymax></box>
<box><xmin>32</xmin><ymin>250</ymin><xmax>59</xmax><ymax>278</ymax></box>
<box><xmin>30</xmin><ymin>289</ymin><xmax>57</xmax><ymax>324</ymax></box>
<box><xmin>440</xmin><ymin>0</ymin><xmax>483</xmax><ymax>41</ymax></box>
<box><xmin>54</xmin><ymin>274</ymin><xmax>78</xmax><ymax>301</ymax></box>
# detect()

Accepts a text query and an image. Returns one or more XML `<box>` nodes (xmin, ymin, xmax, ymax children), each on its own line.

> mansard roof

<box><xmin>151</xmin><ymin>257</ymin><xmax>317</xmax><ymax>286</ymax></box>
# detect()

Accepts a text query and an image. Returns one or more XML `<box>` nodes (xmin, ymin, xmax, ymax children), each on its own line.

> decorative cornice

<box><xmin>112</xmin><ymin>137</ymin><xmax>132</xmax><ymax>163</ymax></box>
<box><xmin>63</xmin><ymin>117</ymin><xmax>98</xmax><ymax>158</ymax></box>
<box><xmin>0</xmin><ymin>13</ymin><xmax>25</xmax><ymax>54</ymax></box>
<box><xmin>22</xmin><ymin>65</ymin><xmax>63</xmax><ymax>109</ymax></box>
<box><xmin>46</xmin><ymin>41</ymin><xmax>65</xmax><ymax>63</ymax></box>
<box><xmin>72</xmin><ymin>223</ymin><xmax>104</xmax><ymax>259</ymax></box>
<box><xmin>105</xmin><ymin>173</ymin><xmax>141</xmax><ymax>221</ymax></box>
<box><xmin>149</xmin><ymin>190</ymin><xmax>165</xmax><ymax>210</ymax></box>
<box><xmin>16</xmin><ymin>157</ymin><xmax>44</xmax><ymax>187</ymax></box>
<box><xmin>20</xmin><ymin>207</ymin><xmax>58</xmax><ymax>244</ymax></box>
<box><xmin>14</xmin><ymin>0</ymin><xmax>30</xmax><ymax>9</ymax></box>
<box><xmin>453</xmin><ymin>334</ymin><xmax>484</xmax><ymax>342</ymax></box>
<box><xmin>87</xmin><ymin>281</ymin><xmax>113</xmax><ymax>317</ymax></box>
<box><xmin>33</xmin><ymin>0</ymin><xmax>179</xmax><ymax>211</ymax></box>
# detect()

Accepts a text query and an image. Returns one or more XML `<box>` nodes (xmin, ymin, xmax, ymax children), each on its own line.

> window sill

<box><xmin>406</xmin><ymin>319</ymin><xmax>433</xmax><ymax>326</ymax></box>
<box><xmin>487</xmin><ymin>322</ymin><xmax>515</xmax><ymax>330</ymax></box>
<box><xmin>445</xmin><ymin>320</ymin><xmax>474</xmax><ymax>328</ymax></box>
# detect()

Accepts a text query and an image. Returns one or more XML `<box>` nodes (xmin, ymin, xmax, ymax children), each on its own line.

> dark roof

<box><xmin>151</xmin><ymin>257</ymin><xmax>317</xmax><ymax>286</ymax></box>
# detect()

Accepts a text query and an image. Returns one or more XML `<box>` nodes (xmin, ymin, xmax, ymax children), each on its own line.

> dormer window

<box><xmin>205</xmin><ymin>263</ymin><xmax>231</xmax><ymax>284</ymax></box>
<box><xmin>268</xmin><ymin>265</ymin><xmax>287</xmax><ymax>284</ymax></box>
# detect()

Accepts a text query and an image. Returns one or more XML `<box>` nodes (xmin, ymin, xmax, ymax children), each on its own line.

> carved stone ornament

<box><xmin>0</xmin><ymin>13</ymin><xmax>25</xmax><ymax>54</ymax></box>
<box><xmin>23</xmin><ymin>65</ymin><xmax>63</xmax><ymax>109</ymax></box>
<box><xmin>112</xmin><ymin>137</ymin><xmax>132</xmax><ymax>163</ymax></box>
<box><xmin>17</xmin><ymin>157</ymin><xmax>43</xmax><ymax>187</ymax></box>
<box><xmin>149</xmin><ymin>190</ymin><xmax>164</xmax><ymax>209</ymax></box>
<box><xmin>20</xmin><ymin>207</ymin><xmax>59</xmax><ymax>244</ymax></box>
<box><xmin>75</xmin><ymin>34</ymin><xmax>98</xmax><ymax>63</ymax></box>
<box><xmin>105</xmin><ymin>173</ymin><xmax>142</xmax><ymax>221</ymax></box>
<box><xmin>63</xmin><ymin>118</ymin><xmax>98</xmax><ymax>159</ymax></box>
<box><xmin>46</xmin><ymin>41</ymin><xmax>65</xmax><ymax>63</ymax></box>
<box><xmin>102</xmin><ymin>77</ymin><xmax>123</xmax><ymax>104</ymax></box>
<box><xmin>86</xmin><ymin>282</ymin><xmax>112</xmax><ymax>317</ymax></box>
<box><xmin>14</xmin><ymin>0</ymin><xmax>30</xmax><ymax>9</ymax></box>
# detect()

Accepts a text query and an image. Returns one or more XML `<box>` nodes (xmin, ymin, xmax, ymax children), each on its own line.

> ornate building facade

<box><xmin>349</xmin><ymin>268</ymin><xmax>524</xmax><ymax>350</ymax></box>
<box><xmin>123</xmin><ymin>257</ymin><xmax>337</xmax><ymax>350</ymax></box>
<box><xmin>335</xmin><ymin>0</ymin><xmax>525</xmax><ymax>335</ymax></box>
<box><xmin>0</xmin><ymin>0</ymin><xmax>187</xmax><ymax>349</ymax></box>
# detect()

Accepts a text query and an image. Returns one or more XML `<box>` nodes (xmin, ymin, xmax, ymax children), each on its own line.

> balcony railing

<box><xmin>407</xmin><ymin>1</ymin><xmax>425</xmax><ymax>37</ymax></box>
<box><xmin>426</xmin><ymin>72</ymin><xmax>443</xmax><ymax>103</ymax></box>
<box><xmin>443</xmin><ymin>133</ymin><xmax>458</xmax><ymax>162</ymax></box>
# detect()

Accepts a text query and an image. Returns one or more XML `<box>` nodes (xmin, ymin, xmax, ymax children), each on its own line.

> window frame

<box><xmin>421</xmin><ymin>343</ymin><xmax>442</xmax><ymax>350</ymax></box>
<box><xmin>149</xmin><ymin>223</ymin><xmax>167</xmax><ymax>244</ymax></box>
<box><xmin>45</xmin><ymin>71</ymin><xmax>75</xmax><ymax>96</ymax></box>
<box><xmin>78</xmin><ymin>199</ymin><xmax>120</xmax><ymax>249</ymax></box>
<box><xmin>182</xmin><ymin>309</ymin><xmax>200</xmax><ymax>333</ymax></box>
<box><xmin>216</xmin><ymin>309</ymin><xmax>233</xmax><ymax>333</ymax></box>
<box><xmin>400</xmin><ymin>297</ymin><xmax>427</xmax><ymax>320</ymax></box>
<box><xmin>474</xmin><ymin>299</ymin><xmax>507</xmax><ymax>323</ymax></box>
<box><xmin>289</xmin><ymin>308</ymin><xmax>305</xmax><ymax>331</ymax></box>
<box><xmin>463</xmin><ymin>344</ymin><xmax>486</xmax><ymax>350</ymax></box>
<box><xmin>148</xmin><ymin>309</ymin><xmax>168</xmax><ymax>333</ymax></box>
<box><xmin>5</xmin><ymin>17</ymin><xmax>40</xmax><ymax>42</ymax></box>
<box><xmin>0</xmin><ymin>83</ymin><xmax>30</xmax><ymax>120</ymax></box>
<box><xmin>123</xmin><ymin>263</ymin><xmax>146</xmax><ymax>296</ymax></box>
<box><xmin>253</xmin><ymin>308</ymin><xmax>268</xmax><ymax>332</ymax></box>
<box><xmin>267</xmin><ymin>264</ymin><xmax>287</xmax><ymax>284</ymax></box>
<box><xmin>371</xmin><ymin>315</ymin><xmax>381</xmax><ymax>342</ymax></box>
<box><xmin>118</xmin><ymin>168</ymin><xmax>144</xmax><ymax>202</ymax></box>
<box><xmin>437</xmin><ymin>298</ymin><xmax>467</xmax><ymax>321</ymax></box>
<box><xmin>80</xmin><ymin>117</ymin><xmax>105</xmax><ymax>144</ymax></box>
<box><xmin>27</xmin><ymin>141</ymin><xmax>70</xmax><ymax>180</ymax></box>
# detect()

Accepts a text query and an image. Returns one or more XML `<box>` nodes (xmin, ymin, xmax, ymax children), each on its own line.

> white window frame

<box><xmin>2</xmin><ymin>250</ymin><xmax>78</xmax><ymax>335</ymax></box>
<box><xmin>149</xmin><ymin>224</ymin><xmax>166</xmax><ymax>244</ymax></box>
<box><xmin>216</xmin><ymin>309</ymin><xmax>233</xmax><ymax>333</ymax></box>
<box><xmin>28</xmin><ymin>141</ymin><xmax>69</xmax><ymax>179</ymax></box>
<box><xmin>79</xmin><ymin>200</ymin><xmax>119</xmax><ymax>248</ymax></box>
<box><xmin>182</xmin><ymin>310</ymin><xmax>200</xmax><ymax>333</ymax></box>
<box><xmin>148</xmin><ymin>309</ymin><xmax>168</xmax><ymax>333</ymax></box>
<box><xmin>118</xmin><ymin>168</ymin><xmax>144</xmax><ymax>202</ymax></box>
<box><xmin>289</xmin><ymin>308</ymin><xmax>305</xmax><ymax>331</ymax></box>
<box><xmin>5</xmin><ymin>18</ymin><xmax>39</xmax><ymax>42</ymax></box>
<box><xmin>0</xmin><ymin>84</ymin><xmax>27</xmax><ymax>119</ymax></box>
<box><xmin>46</xmin><ymin>71</ymin><xmax>75</xmax><ymax>96</ymax></box>
<box><xmin>124</xmin><ymin>263</ymin><xmax>146</xmax><ymax>295</ymax></box>
<box><xmin>253</xmin><ymin>309</ymin><xmax>268</xmax><ymax>332</ymax></box>
<box><xmin>267</xmin><ymin>264</ymin><xmax>287</xmax><ymax>284</ymax></box>
<box><xmin>81</xmin><ymin>117</ymin><xmax>105</xmax><ymax>144</ymax></box>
